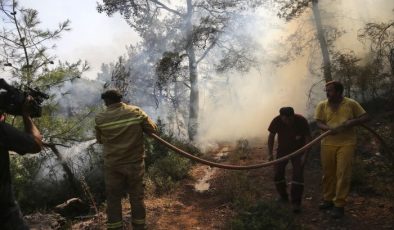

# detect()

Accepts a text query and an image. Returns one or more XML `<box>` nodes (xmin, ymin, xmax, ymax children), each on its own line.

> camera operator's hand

<box><xmin>22</xmin><ymin>95</ymin><xmax>34</xmax><ymax>116</ymax></box>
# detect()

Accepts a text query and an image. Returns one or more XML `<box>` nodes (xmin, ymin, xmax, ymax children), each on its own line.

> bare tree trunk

<box><xmin>186</xmin><ymin>0</ymin><xmax>199</xmax><ymax>141</ymax></box>
<box><xmin>312</xmin><ymin>0</ymin><xmax>332</xmax><ymax>82</ymax></box>
<box><xmin>47</xmin><ymin>144</ymin><xmax>80</xmax><ymax>195</ymax></box>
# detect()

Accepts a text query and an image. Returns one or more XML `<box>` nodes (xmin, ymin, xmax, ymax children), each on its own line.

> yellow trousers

<box><xmin>320</xmin><ymin>144</ymin><xmax>355</xmax><ymax>207</ymax></box>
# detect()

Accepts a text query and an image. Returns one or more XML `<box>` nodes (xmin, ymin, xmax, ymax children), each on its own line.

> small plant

<box><xmin>220</xmin><ymin>171</ymin><xmax>259</xmax><ymax>209</ymax></box>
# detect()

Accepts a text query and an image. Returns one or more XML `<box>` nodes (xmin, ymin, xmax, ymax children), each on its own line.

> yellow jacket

<box><xmin>314</xmin><ymin>97</ymin><xmax>366</xmax><ymax>146</ymax></box>
<box><xmin>95</xmin><ymin>102</ymin><xmax>157</xmax><ymax>167</ymax></box>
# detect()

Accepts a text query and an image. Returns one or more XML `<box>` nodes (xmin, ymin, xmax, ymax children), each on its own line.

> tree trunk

<box><xmin>312</xmin><ymin>0</ymin><xmax>332</xmax><ymax>82</ymax></box>
<box><xmin>186</xmin><ymin>0</ymin><xmax>199</xmax><ymax>141</ymax></box>
<box><xmin>48</xmin><ymin>144</ymin><xmax>80</xmax><ymax>195</ymax></box>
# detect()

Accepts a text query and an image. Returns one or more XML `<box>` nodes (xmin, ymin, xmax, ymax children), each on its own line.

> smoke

<box><xmin>52</xmin><ymin>78</ymin><xmax>104</xmax><ymax>114</ymax></box>
<box><xmin>195</xmin><ymin>8</ymin><xmax>314</xmax><ymax>147</ymax></box>
<box><xmin>91</xmin><ymin>0</ymin><xmax>393</xmax><ymax>149</ymax></box>
<box><xmin>195</xmin><ymin>0</ymin><xmax>394</xmax><ymax>147</ymax></box>
<box><xmin>322</xmin><ymin>0</ymin><xmax>394</xmax><ymax>56</ymax></box>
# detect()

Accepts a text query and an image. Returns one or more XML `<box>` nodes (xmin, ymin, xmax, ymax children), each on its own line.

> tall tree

<box><xmin>358</xmin><ymin>19</ymin><xmax>394</xmax><ymax>100</ymax></box>
<box><xmin>0</xmin><ymin>0</ymin><xmax>72</xmax><ymax>86</ymax></box>
<box><xmin>0</xmin><ymin>0</ymin><xmax>92</xmax><ymax>196</ymax></box>
<box><xmin>97</xmin><ymin>0</ymin><xmax>262</xmax><ymax>140</ymax></box>
<box><xmin>273</xmin><ymin>0</ymin><xmax>333</xmax><ymax>82</ymax></box>
<box><xmin>359</xmin><ymin>20</ymin><xmax>394</xmax><ymax>77</ymax></box>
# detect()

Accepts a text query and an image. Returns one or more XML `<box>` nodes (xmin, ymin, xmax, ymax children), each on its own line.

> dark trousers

<box><xmin>273</xmin><ymin>152</ymin><xmax>304</xmax><ymax>205</ymax></box>
<box><xmin>0</xmin><ymin>204</ymin><xmax>29</xmax><ymax>230</ymax></box>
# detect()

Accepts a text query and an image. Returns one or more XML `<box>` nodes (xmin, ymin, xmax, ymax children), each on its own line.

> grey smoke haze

<box><xmin>94</xmin><ymin>0</ymin><xmax>393</xmax><ymax>148</ymax></box>
<box><xmin>194</xmin><ymin>0</ymin><xmax>394</xmax><ymax>147</ymax></box>
<box><xmin>53</xmin><ymin>78</ymin><xmax>104</xmax><ymax>114</ymax></box>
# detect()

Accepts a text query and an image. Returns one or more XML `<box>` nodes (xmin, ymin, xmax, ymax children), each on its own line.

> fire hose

<box><xmin>151</xmin><ymin>124</ymin><xmax>391</xmax><ymax>170</ymax></box>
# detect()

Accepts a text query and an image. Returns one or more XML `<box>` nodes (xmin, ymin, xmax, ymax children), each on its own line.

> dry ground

<box><xmin>29</xmin><ymin>141</ymin><xmax>393</xmax><ymax>230</ymax></box>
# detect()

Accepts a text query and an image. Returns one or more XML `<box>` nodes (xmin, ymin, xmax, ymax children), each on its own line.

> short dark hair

<box><xmin>326</xmin><ymin>81</ymin><xmax>344</xmax><ymax>94</ymax></box>
<box><xmin>101</xmin><ymin>89</ymin><xmax>122</xmax><ymax>102</ymax></box>
<box><xmin>279</xmin><ymin>107</ymin><xmax>294</xmax><ymax>117</ymax></box>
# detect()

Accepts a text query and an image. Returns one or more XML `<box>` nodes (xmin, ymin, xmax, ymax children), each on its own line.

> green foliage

<box><xmin>230</xmin><ymin>201</ymin><xmax>300</xmax><ymax>230</ymax></box>
<box><xmin>144</xmin><ymin>119</ymin><xmax>198</xmax><ymax>194</ymax></box>
<box><xmin>0</xmin><ymin>0</ymin><xmax>71</xmax><ymax>85</ymax></box>
<box><xmin>9</xmin><ymin>142</ymin><xmax>105</xmax><ymax>213</ymax></box>
<box><xmin>10</xmin><ymin>153</ymin><xmax>72</xmax><ymax>213</ymax></box>
<box><xmin>10</xmin><ymin>155</ymin><xmax>41</xmax><ymax>205</ymax></box>
<box><xmin>156</xmin><ymin>52</ymin><xmax>184</xmax><ymax>90</ymax></box>
<box><xmin>145</xmin><ymin>119</ymin><xmax>200</xmax><ymax>167</ymax></box>
<box><xmin>220</xmin><ymin>171</ymin><xmax>259</xmax><ymax>209</ymax></box>
<box><xmin>1</xmin><ymin>0</ymin><xmax>102</xmax><ymax>216</ymax></box>
<box><xmin>147</xmin><ymin>153</ymin><xmax>191</xmax><ymax>195</ymax></box>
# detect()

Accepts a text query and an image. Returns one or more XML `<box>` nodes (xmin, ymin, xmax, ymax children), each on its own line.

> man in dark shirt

<box><xmin>267</xmin><ymin>107</ymin><xmax>311</xmax><ymax>213</ymax></box>
<box><xmin>0</xmin><ymin>96</ymin><xmax>43</xmax><ymax>229</ymax></box>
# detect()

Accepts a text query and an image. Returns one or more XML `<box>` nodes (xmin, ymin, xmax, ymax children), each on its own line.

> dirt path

<box><xmin>144</xmin><ymin>165</ymin><xmax>234</xmax><ymax>230</ymax></box>
<box><xmin>34</xmin><ymin>143</ymin><xmax>392</xmax><ymax>229</ymax></box>
<box><xmin>142</xmin><ymin>144</ymin><xmax>393</xmax><ymax>230</ymax></box>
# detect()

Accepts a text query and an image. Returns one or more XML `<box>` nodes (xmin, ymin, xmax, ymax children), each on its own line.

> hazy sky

<box><xmin>20</xmin><ymin>0</ymin><xmax>138</xmax><ymax>79</ymax></box>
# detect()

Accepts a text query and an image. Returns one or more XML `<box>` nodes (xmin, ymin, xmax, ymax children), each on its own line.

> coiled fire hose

<box><xmin>151</xmin><ymin>124</ymin><xmax>391</xmax><ymax>170</ymax></box>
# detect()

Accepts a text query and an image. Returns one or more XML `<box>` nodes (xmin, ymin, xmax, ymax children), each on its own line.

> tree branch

<box><xmin>196</xmin><ymin>38</ymin><xmax>218</xmax><ymax>64</ymax></box>
<box><xmin>149</xmin><ymin>0</ymin><xmax>183</xmax><ymax>16</ymax></box>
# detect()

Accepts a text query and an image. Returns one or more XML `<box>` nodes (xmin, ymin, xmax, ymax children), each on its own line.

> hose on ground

<box><xmin>151</xmin><ymin>124</ymin><xmax>391</xmax><ymax>170</ymax></box>
<box><xmin>151</xmin><ymin>130</ymin><xmax>331</xmax><ymax>170</ymax></box>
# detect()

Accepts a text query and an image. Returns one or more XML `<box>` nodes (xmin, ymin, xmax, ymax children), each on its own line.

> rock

<box><xmin>54</xmin><ymin>197</ymin><xmax>90</xmax><ymax>218</ymax></box>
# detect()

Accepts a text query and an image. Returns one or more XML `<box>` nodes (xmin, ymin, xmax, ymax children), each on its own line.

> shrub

<box><xmin>10</xmin><ymin>153</ymin><xmax>73</xmax><ymax>213</ymax></box>
<box><xmin>220</xmin><ymin>171</ymin><xmax>260</xmax><ymax>209</ymax></box>
<box><xmin>144</xmin><ymin>119</ymin><xmax>198</xmax><ymax>194</ymax></box>
<box><xmin>147</xmin><ymin>153</ymin><xmax>191</xmax><ymax>194</ymax></box>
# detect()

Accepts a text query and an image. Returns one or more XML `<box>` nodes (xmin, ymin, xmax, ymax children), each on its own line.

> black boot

<box><xmin>330</xmin><ymin>206</ymin><xmax>344</xmax><ymax>219</ymax></box>
<box><xmin>274</xmin><ymin>180</ymin><xmax>288</xmax><ymax>203</ymax></box>
<box><xmin>290</xmin><ymin>182</ymin><xmax>303</xmax><ymax>213</ymax></box>
<box><xmin>318</xmin><ymin>201</ymin><xmax>334</xmax><ymax>210</ymax></box>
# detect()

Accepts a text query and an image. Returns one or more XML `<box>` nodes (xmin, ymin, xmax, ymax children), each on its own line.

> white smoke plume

<box><xmin>195</xmin><ymin>0</ymin><xmax>394</xmax><ymax>147</ymax></box>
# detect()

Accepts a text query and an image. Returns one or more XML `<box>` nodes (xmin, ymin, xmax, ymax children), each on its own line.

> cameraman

<box><xmin>0</xmin><ymin>96</ymin><xmax>43</xmax><ymax>229</ymax></box>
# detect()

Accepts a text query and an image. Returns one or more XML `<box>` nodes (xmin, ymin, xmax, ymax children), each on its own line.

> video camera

<box><xmin>0</xmin><ymin>78</ymin><xmax>49</xmax><ymax>118</ymax></box>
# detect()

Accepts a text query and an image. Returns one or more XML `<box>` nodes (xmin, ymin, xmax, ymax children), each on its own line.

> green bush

<box><xmin>10</xmin><ymin>143</ymin><xmax>105</xmax><ymax>213</ymax></box>
<box><xmin>144</xmin><ymin>119</ymin><xmax>198</xmax><ymax>194</ymax></box>
<box><xmin>145</xmin><ymin>119</ymin><xmax>200</xmax><ymax>167</ymax></box>
<box><xmin>10</xmin><ymin>153</ymin><xmax>73</xmax><ymax>213</ymax></box>
<box><xmin>147</xmin><ymin>153</ymin><xmax>191</xmax><ymax>194</ymax></box>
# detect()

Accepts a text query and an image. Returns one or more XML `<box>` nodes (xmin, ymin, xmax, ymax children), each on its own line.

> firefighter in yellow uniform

<box><xmin>95</xmin><ymin>90</ymin><xmax>157</xmax><ymax>230</ymax></box>
<box><xmin>314</xmin><ymin>81</ymin><xmax>369</xmax><ymax>219</ymax></box>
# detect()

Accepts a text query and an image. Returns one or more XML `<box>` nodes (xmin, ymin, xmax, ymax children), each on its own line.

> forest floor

<box><xmin>27</xmin><ymin>120</ymin><xmax>394</xmax><ymax>230</ymax></box>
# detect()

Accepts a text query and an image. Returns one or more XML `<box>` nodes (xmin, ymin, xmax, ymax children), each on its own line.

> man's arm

<box><xmin>143</xmin><ymin>116</ymin><xmax>158</xmax><ymax>136</ymax></box>
<box><xmin>316</xmin><ymin>119</ymin><xmax>331</xmax><ymax>131</ymax></box>
<box><xmin>22</xmin><ymin>96</ymin><xmax>42</xmax><ymax>153</ymax></box>
<box><xmin>267</xmin><ymin>132</ymin><xmax>275</xmax><ymax>161</ymax></box>
<box><xmin>342</xmin><ymin>113</ymin><xmax>370</xmax><ymax>128</ymax></box>
<box><xmin>95</xmin><ymin>126</ymin><xmax>103</xmax><ymax>144</ymax></box>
